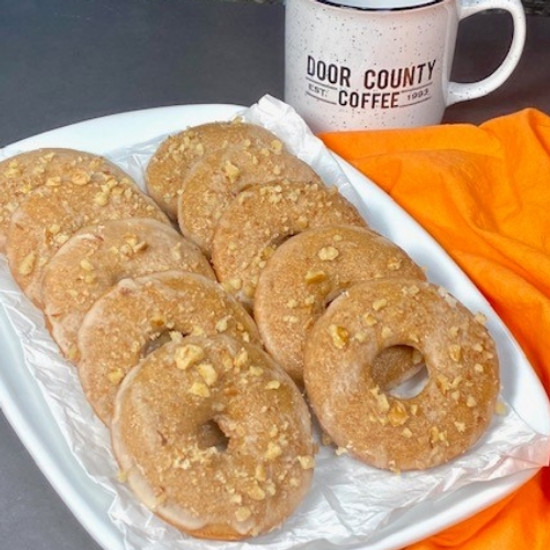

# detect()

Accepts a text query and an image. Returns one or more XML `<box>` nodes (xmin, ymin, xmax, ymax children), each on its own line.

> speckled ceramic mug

<box><xmin>284</xmin><ymin>0</ymin><xmax>526</xmax><ymax>131</ymax></box>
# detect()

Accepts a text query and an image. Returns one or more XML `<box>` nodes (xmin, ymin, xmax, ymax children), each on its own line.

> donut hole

<box><xmin>323</xmin><ymin>287</ymin><xmax>345</xmax><ymax>309</ymax></box>
<box><xmin>142</xmin><ymin>330</ymin><xmax>183</xmax><ymax>357</ymax></box>
<box><xmin>197</xmin><ymin>419</ymin><xmax>230</xmax><ymax>452</ymax></box>
<box><xmin>387</xmin><ymin>363</ymin><xmax>429</xmax><ymax>399</ymax></box>
<box><xmin>371</xmin><ymin>345</ymin><xmax>429</xmax><ymax>398</ymax></box>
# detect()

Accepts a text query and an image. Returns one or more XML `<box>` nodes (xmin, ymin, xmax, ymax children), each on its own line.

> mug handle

<box><xmin>447</xmin><ymin>0</ymin><xmax>526</xmax><ymax>106</ymax></box>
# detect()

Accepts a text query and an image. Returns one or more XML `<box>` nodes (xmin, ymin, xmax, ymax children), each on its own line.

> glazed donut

<box><xmin>0</xmin><ymin>148</ymin><xmax>129</xmax><ymax>253</ymax></box>
<box><xmin>254</xmin><ymin>225</ymin><xmax>426</xmax><ymax>384</ymax></box>
<box><xmin>146</xmin><ymin>121</ymin><xmax>286</xmax><ymax>219</ymax></box>
<box><xmin>77</xmin><ymin>270</ymin><xmax>261</xmax><ymax>424</ymax></box>
<box><xmin>303</xmin><ymin>279</ymin><xmax>500</xmax><ymax>471</ymax></box>
<box><xmin>111</xmin><ymin>334</ymin><xmax>315</xmax><ymax>540</ymax></box>
<box><xmin>177</xmin><ymin>143</ymin><xmax>320</xmax><ymax>255</ymax></box>
<box><xmin>6</xmin><ymin>165</ymin><xmax>169</xmax><ymax>306</ymax></box>
<box><xmin>211</xmin><ymin>180</ymin><xmax>367</xmax><ymax>308</ymax></box>
<box><xmin>41</xmin><ymin>218</ymin><xmax>215</xmax><ymax>361</ymax></box>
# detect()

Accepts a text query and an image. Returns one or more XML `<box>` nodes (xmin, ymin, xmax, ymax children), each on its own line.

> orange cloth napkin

<box><xmin>320</xmin><ymin>108</ymin><xmax>550</xmax><ymax>550</ymax></box>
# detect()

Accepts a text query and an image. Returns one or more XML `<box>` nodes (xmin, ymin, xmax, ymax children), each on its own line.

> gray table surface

<box><xmin>1</xmin><ymin>1</ymin><xmax>549</xmax><ymax>549</ymax></box>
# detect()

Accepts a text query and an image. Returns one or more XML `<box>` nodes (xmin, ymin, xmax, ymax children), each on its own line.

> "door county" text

<box><xmin>306</xmin><ymin>55</ymin><xmax>436</xmax><ymax>109</ymax></box>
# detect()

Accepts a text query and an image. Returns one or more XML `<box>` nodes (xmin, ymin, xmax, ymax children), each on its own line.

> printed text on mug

<box><xmin>306</xmin><ymin>56</ymin><xmax>436</xmax><ymax>109</ymax></box>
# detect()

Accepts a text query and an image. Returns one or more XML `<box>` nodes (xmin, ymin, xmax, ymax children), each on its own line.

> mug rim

<box><xmin>314</xmin><ymin>0</ymin><xmax>445</xmax><ymax>12</ymax></box>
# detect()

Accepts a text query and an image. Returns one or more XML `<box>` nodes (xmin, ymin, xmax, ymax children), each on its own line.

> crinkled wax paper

<box><xmin>0</xmin><ymin>95</ymin><xmax>549</xmax><ymax>550</ymax></box>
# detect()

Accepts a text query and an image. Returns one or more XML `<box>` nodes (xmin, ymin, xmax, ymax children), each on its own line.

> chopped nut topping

<box><xmin>388</xmin><ymin>402</ymin><xmax>409</xmax><ymax>426</ymax></box>
<box><xmin>188</xmin><ymin>381</ymin><xmax>210</xmax><ymax>398</ymax></box>
<box><xmin>381</xmin><ymin>326</ymin><xmax>393</xmax><ymax>339</ymax></box>
<box><xmin>94</xmin><ymin>192</ymin><xmax>109</xmax><ymax>206</ymax></box>
<box><xmin>48</xmin><ymin>223</ymin><xmax>61</xmax><ymax>235</ymax></box>
<box><xmin>84</xmin><ymin>272</ymin><xmax>97</xmax><ymax>284</ymax></box>
<box><xmin>317</xmin><ymin>246</ymin><xmax>339</xmax><ymax>261</ymax></box>
<box><xmin>54</xmin><ymin>233</ymin><xmax>70</xmax><ymax>246</ymax></box>
<box><xmin>282</xmin><ymin>314</ymin><xmax>299</xmax><ymax>324</ymax></box>
<box><xmin>116</xmin><ymin>469</ymin><xmax>128</xmax><ymax>482</ymax></box>
<box><xmin>369</xmin><ymin>386</ymin><xmax>390</xmax><ymax>412</ymax></box>
<box><xmin>403</xmin><ymin>284</ymin><xmax>420</xmax><ymax>295</ymax></box>
<box><xmin>329</xmin><ymin>324</ymin><xmax>349</xmax><ymax>349</ymax></box>
<box><xmin>454</xmin><ymin>421</ymin><xmax>466</xmax><ymax>433</ymax></box>
<box><xmin>18</xmin><ymin>251</ymin><xmax>36</xmax><ymax>276</ymax></box>
<box><xmin>448</xmin><ymin>326</ymin><xmax>460</xmax><ymax>337</ymax></box>
<box><xmin>247</xmin><ymin>485</ymin><xmax>266</xmax><ymax>501</ymax></box>
<box><xmin>335</xmin><ymin>446</ymin><xmax>348</xmax><ymax>456</ymax></box>
<box><xmin>430</xmin><ymin>426</ymin><xmax>449</xmax><ymax>446</ymax></box>
<box><xmin>255</xmin><ymin>463</ymin><xmax>267</xmax><ymax>482</ymax></box>
<box><xmin>304</xmin><ymin>269</ymin><xmax>327</xmax><ymax>284</ymax></box>
<box><xmin>197</xmin><ymin>363</ymin><xmax>218</xmax><ymax>386</ymax></box>
<box><xmin>215</xmin><ymin>315</ymin><xmax>231</xmax><ymax>333</ymax></box>
<box><xmin>235</xmin><ymin>507</ymin><xmax>251</xmax><ymax>522</ymax></box>
<box><xmin>45</xmin><ymin>176</ymin><xmax>61</xmax><ymax>187</ymax></box>
<box><xmin>229</xmin><ymin>493</ymin><xmax>242</xmax><ymax>504</ymax></box>
<box><xmin>436</xmin><ymin>374</ymin><xmax>451</xmax><ymax>395</ymax></box>
<box><xmin>265</xmin><ymin>480</ymin><xmax>277</xmax><ymax>495</ymax></box>
<box><xmin>225</xmin><ymin>277</ymin><xmax>242</xmax><ymax>291</ymax></box>
<box><xmin>495</xmin><ymin>400</ymin><xmax>507</xmax><ymax>415</ymax></box>
<box><xmin>149</xmin><ymin>314</ymin><xmax>166</xmax><ymax>328</ymax></box>
<box><xmin>71</xmin><ymin>169</ymin><xmax>91</xmax><ymax>185</ymax></box>
<box><xmin>363</xmin><ymin>312</ymin><xmax>378</xmax><ymax>326</ymax></box>
<box><xmin>265</xmin><ymin>441</ymin><xmax>282</xmax><ymax>460</ymax></box>
<box><xmin>474</xmin><ymin>312</ymin><xmax>487</xmax><ymax>325</ymax></box>
<box><xmin>372</xmin><ymin>298</ymin><xmax>388</xmax><ymax>311</ymax></box>
<box><xmin>270</xmin><ymin>139</ymin><xmax>283</xmax><ymax>153</ymax></box>
<box><xmin>223</xmin><ymin>160</ymin><xmax>240</xmax><ymax>183</ymax></box>
<box><xmin>248</xmin><ymin>365</ymin><xmax>263</xmax><ymax>376</ymax></box>
<box><xmin>297</xmin><ymin>455</ymin><xmax>315</xmax><ymax>469</ymax></box>
<box><xmin>234</xmin><ymin>348</ymin><xmax>249</xmax><ymax>369</ymax></box>
<box><xmin>79</xmin><ymin>258</ymin><xmax>94</xmax><ymax>271</ymax></box>
<box><xmin>474</xmin><ymin>363</ymin><xmax>485</xmax><ymax>373</ymax></box>
<box><xmin>265</xmin><ymin>380</ymin><xmax>281</xmax><ymax>390</ymax></box>
<box><xmin>385</xmin><ymin>255</ymin><xmax>405</xmax><ymax>273</ymax></box>
<box><xmin>466</xmin><ymin>395</ymin><xmax>477</xmax><ymax>408</ymax></box>
<box><xmin>402</xmin><ymin>427</ymin><xmax>413</xmax><ymax>438</ymax></box>
<box><xmin>175</xmin><ymin>344</ymin><xmax>205</xmax><ymax>370</ymax></box>
<box><xmin>107</xmin><ymin>368</ymin><xmax>125</xmax><ymax>385</ymax></box>
<box><xmin>448</xmin><ymin>344</ymin><xmax>462</xmax><ymax>362</ymax></box>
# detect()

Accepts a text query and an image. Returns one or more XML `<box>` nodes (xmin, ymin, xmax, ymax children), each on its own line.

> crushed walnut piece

<box><xmin>317</xmin><ymin>246</ymin><xmax>339</xmax><ymax>261</ymax></box>
<box><xmin>175</xmin><ymin>344</ymin><xmax>205</xmax><ymax>370</ymax></box>
<box><xmin>329</xmin><ymin>324</ymin><xmax>348</xmax><ymax>349</ymax></box>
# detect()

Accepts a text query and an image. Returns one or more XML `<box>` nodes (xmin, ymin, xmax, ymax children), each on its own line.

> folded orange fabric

<box><xmin>320</xmin><ymin>108</ymin><xmax>550</xmax><ymax>550</ymax></box>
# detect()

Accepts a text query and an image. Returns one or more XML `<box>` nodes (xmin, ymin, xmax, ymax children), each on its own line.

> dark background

<box><xmin>1</xmin><ymin>1</ymin><xmax>549</xmax><ymax>549</ymax></box>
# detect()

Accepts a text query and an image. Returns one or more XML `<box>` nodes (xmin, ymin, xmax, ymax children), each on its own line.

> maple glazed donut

<box><xmin>111</xmin><ymin>335</ymin><xmax>316</xmax><ymax>540</ymax></box>
<box><xmin>146</xmin><ymin>120</ymin><xmax>288</xmax><ymax>219</ymax></box>
<box><xmin>177</xmin><ymin>141</ymin><xmax>320</xmax><ymax>255</ymax></box>
<box><xmin>77</xmin><ymin>270</ymin><xmax>261</xmax><ymax>424</ymax></box>
<box><xmin>41</xmin><ymin>218</ymin><xmax>215</xmax><ymax>361</ymax></box>
<box><xmin>6</xmin><ymin>164</ymin><xmax>168</xmax><ymax>306</ymax></box>
<box><xmin>211</xmin><ymin>180</ymin><xmax>367</xmax><ymax>308</ymax></box>
<box><xmin>254</xmin><ymin>225</ymin><xmax>427</xmax><ymax>384</ymax></box>
<box><xmin>303</xmin><ymin>279</ymin><xmax>500</xmax><ymax>471</ymax></box>
<box><xmin>0</xmin><ymin>148</ymin><xmax>130</xmax><ymax>252</ymax></box>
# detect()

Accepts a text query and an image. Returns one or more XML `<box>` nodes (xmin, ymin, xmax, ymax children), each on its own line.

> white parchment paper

<box><xmin>1</xmin><ymin>95</ymin><xmax>549</xmax><ymax>550</ymax></box>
